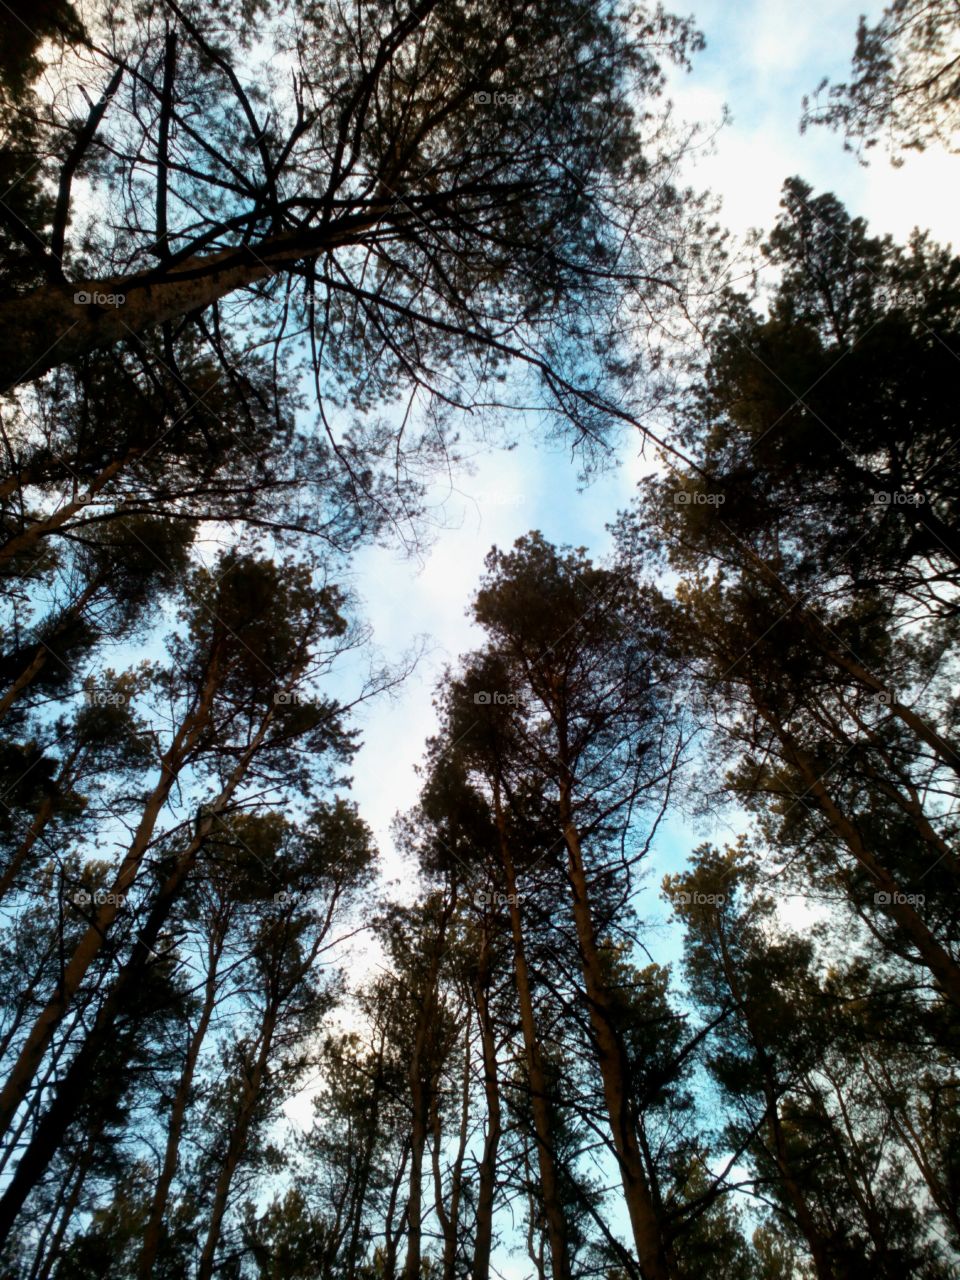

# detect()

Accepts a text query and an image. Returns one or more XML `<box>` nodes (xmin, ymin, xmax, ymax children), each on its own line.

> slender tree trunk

<box><xmin>860</xmin><ymin>1052</ymin><xmax>960</xmax><ymax>1243</ymax></box>
<box><xmin>382</xmin><ymin>1139</ymin><xmax>410</xmax><ymax>1280</ymax></box>
<box><xmin>403</xmin><ymin>1068</ymin><xmax>429</xmax><ymax>1280</ymax></box>
<box><xmin>0</xmin><ymin>806</ymin><xmax>224</xmax><ymax>1243</ymax></box>
<box><xmin>752</xmin><ymin>565</ymin><xmax>960</xmax><ymax>780</ymax></box>
<box><xmin>26</xmin><ymin>1146</ymin><xmax>81</xmax><ymax>1280</ymax></box>
<box><xmin>558</xmin><ymin>791</ymin><xmax>672</xmax><ymax>1280</ymax></box>
<box><xmin>31</xmin><ymin>1119</ymin><xmax>103</xmax><ymax>1280</ymax></box>
<box><xmin>0</xmin><ymin>451</ymin><xmax>141</xmax><ymax>565</ymax></box>
<box><xmin>402</xmin><ymin>897</ymin><xmax>453</xmax><ymax>1280</ymax></box>
<box><xmin>0</xmin><ymin>796</ymin><xmax>55</xmax><ymax>902</ymax></box>
<box><xmin>817</xmin><ymin>1067</ymin><xmax>896</xmax><ymax>1270</ymax></box>
<box><xmin>811</xmin><ymin>698</ymin><xmax>960</xmax><ymax>878</ymax></box>
<box><xmin>523</xmin><ymin>1142</ymin><xmax>547</xmax><ymax>1280</ymax></box>
<box><xmin>0</xmin><ymin>648</ymin><xmax>47</xmax><ymax>719</ymax></box>
<box><xmin>0</xmin><ymin>991</ymin><xmax>96</xmax><ymax>1179</ymax></box>
<box><xmin>767</xmin><ymin>715</ymin><xmax>960</xmax><ymax>1009</ymax></box>
<box><xmin>197</xmin><ymin>1006</ymin><xmax>278</xmax><ymax>1280</ymax></box>
<box><xmin>471</xmin><ymin>916</ymin><xmax>502</xmax><ymax>1280</ymax></box>
<box><xmin>495</xmin><ymin>791</ymin><xmax>572</xmax><ymax>1280</ymax></box>
<box><xmin>344</xmin><ymin>1035</ymin><xmax>386</xmax><ymax>1280</ymax></box>
<box><xmin>197</xmin><ymin>877</ymin><xmax>329</xmax><ymax>1280</ymax></box>
<box><xmin>0</xmin><ymin>744</ymin><xmax>82</xmax><ymax>903</ymax></box>
<box><xmin>0</xmin><ymin>580</ymin><xmax>100</xmax><ymax>720</ymax></box>
<box><xmin>0</xmin><ymin>702</ymin><xmax>276</xmax><ymax>1246</ymax></box>
<box><xmin>434</xmin><ymin>1001</ymin><xmax>471</xmax><ymax>1280</ymax></box>
<box><xmin>715</xmin><ymin>930</ymin><xmax>836</xmax><ymax>1280</ymax></box>
<box><xmin>0</xmin><ymin>642</ymin><xmax>224</xmax><ymax>1144</ymax></box>
<box><xmin>136</xmin><ymin>927</ymin><xmax>226</xmax><ymax>1279</ymax></box>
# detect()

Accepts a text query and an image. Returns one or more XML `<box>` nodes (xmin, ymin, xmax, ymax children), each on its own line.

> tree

<box><xmin>194</xmin><ymin>805</ymin><xmax>375</xmax><ymax>1279</ymax></box>
<box><xmin>667</xmin><ymin>841</ymin><xmax>955</xmax><ymax>1278</ymax></box>
<box><xmin>0</xmin><ymin>551</ymin><xmax>364</xmax><ymax>1244</ymax></box>
<box><xmin>466</xmin><ymin>532</ymin><xmax>687</xmax><ymax>1278</ymax></box>
<box><xmin>803</xmin><ymin>0</ymin><xmax>960</xmax><ymax>162</ymax></box>
<box><xmin>0</xmin><ymin>0</ymin><xmax>710</xmax><ymax>502</ymax></box>
<box><xmin>617</xmin><ymin>181</ymin><xmax>960</xmax><ymax>1013</ymax></box>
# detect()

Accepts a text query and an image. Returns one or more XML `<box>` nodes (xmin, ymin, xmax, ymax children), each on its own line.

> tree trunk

<box><xmin>0</xmin><ymin>743</ymin><xmax>82</xmax><ymax>903</ymax></box>
<box><xmin>0</xmin><ymin>451</ymin><xmax>141</xmax><ymax>565</ymax></box>
<box><xmin>382</xmin><ymin>1139</ymin><xmax>410</xmax><ymax>1280</ymax></box>
<box><xmin>434</xmin><ymin>1001</ymin><xmax>471</xmax><ymax>1280</ymax></box>
<box><xmin>750</xmin><ymin>561</ymin><xmax>960</xmax><ymax>780</ymax></box>
<box><xmin>0</xmin><ymin>642</ymin><xmax>224</xmax><ymax>1144</ymax></box>
<box><xmin>0</xmin><ymin>206</ymin><xmax>417</xmax><ymax>392</ymax></box>
<box><xmin>0</xmin><ymin>580</ymin><xmax>100</xmax><ymax>719</ymax></box>
<box><xmin>558</xmin><ymin>792</ymin><xmax>672</xmax><ymax>1280</ymax></box>
<box><xmin>471</xmin><ymin>916</ymin><xmax>502</xmax><ymax>1280</ymax></box>
<box><xmin>342</xmin><ymin>1033</ymin><xmax>386</xmax><ymax>1279</ymax></box>
<box><xmin>0</xmin><ymin>802</ymin><xmax>228</xmax><ymax>1244</ymax></box>
<box><xmin>136</xmin><ymin>927</ymin><xmax>226</xmax><ymax>1279</ymax></box>
<box><xmin>197</xmin><ymin>1005</ymin><xmax>278</xmax><ymax>1280</ymax></box>
<box><xmin>495</xmin><ymin>790</ymin><xmax>572</xmax><ymax>1280</ymax></box>
<box><xmin>402</xmin><ymin>897</ymin><xmax>453</xmax><ymax>1280</ymax></box>
<box><xmin>769</xmin><ymin>716</ymin><xmax>960</xmax><ymax>1010</ymax></box>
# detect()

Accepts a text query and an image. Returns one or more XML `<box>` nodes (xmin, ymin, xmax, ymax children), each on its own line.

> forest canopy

<box><xmin>0</xmin><ymin>1</ymin><xmax>958</xmax><ymax>1277</ymax></box>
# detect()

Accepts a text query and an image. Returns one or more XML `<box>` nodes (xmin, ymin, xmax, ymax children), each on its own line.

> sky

<box><xmin>340</xmin><ymin>0</ymin><xmax>958</xmax><ymax>916</ymax></box>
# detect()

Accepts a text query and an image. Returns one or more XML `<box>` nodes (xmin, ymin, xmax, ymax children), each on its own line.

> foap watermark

<box><xmin>71</xmin><ymin>887</ymin><xmax>126</xmax><ymax>908</ymax></box>
<box><xmin>875</xmin><ymin>890</ymin><xmax>925</xmax><ymax>907</ymax></box>
<box><xmin>874</xmin><ymin>688</ymin><xmax>895</xmax><ymax>706</ymax></box>
<box><xmin>474</xmin><ymin>90</ymin><xmax>525</xmax><ymax>107</ymax></box>
<box><xmin>476</xmin><ymin>889</ymin><xmax>522</xmax><ymax>907</ymax></box>
<box><xmin>273</xmin><ymin>890</ymin><xmax>303</xmax><ymax>905</ymax></box>
<box><xmin>273</xmin><ymin>689</ymin><xmax>320</xmax><ymax>706</ymax></box>
<box><xmin>671</xmin><ymin>890</ymin><xmax>724</xmax><ymax>906</ymax></box>
<box><xmin>473</xmin><ymin>490</ymin><xmax>526</xmax><ymax>508</ymax></box>
<box><xmin>74</xmin><ymin>290</ymin><xmax>126</xmax><ymax>308</ymax></box>
<box><xmin>674</xmin><ymin>491</ymin><xmax>725</xmax><ymax>506</ymax></box>
<box><xmin>85</xmin><ymin>689</ymin><xmax>127</xmax><ymax>707</ymax></box>
<box><xmin>872</xmin><ymin>490</ymin><xmax>925</xmax><ymax>506</ymax></box>
<box><xmin>874</xmin><ymin>287</ymin><xmax>923</xmax><ymax>310</ymax></box>
<box><xmin>474</xmin><ymin>690</ymin><xmax>523</xmax><ymax>707</ymax></box>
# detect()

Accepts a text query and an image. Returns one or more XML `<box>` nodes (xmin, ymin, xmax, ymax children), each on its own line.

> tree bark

<box><xmin>558</xmin><ymin>791</ymin><xmax>673</xmax><ymax>1280</ymax></box>
<box><xmin>0</xmin><ymin>188</ymin><xmax>471</xmax><ymax>392</ymax></box>
<box><xmin>471</xmin><ymin>915</ymin><xmax>502</xmax><ymax>1280</ymax></box>
<box><xmin>197</xmin><ymin>1004</ymin><xmax>278</xmax><ymax>1280</ymax></box>
<box><xmin>136</xmin><ymin>926</ymin><xmax>227</xmax><ymax>1279</ymax></box>
<box><xmin>495</xmin><ymin>790</ymin><xmax>572</xmax><ymax>1280</ymax></box>
<box><xmin>767</xmin><ymin>714</ymin><xmax>960</xmax><ymax>1010</ymax></box>
<box><xmin>0</xmin><ymin>640</ymin><xmax>224</xmax><ymax>1144</ymax></box>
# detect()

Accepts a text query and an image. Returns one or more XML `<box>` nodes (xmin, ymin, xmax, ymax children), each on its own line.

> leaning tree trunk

<box><xmin>765</xmin><ymin>710</ymin><xmax>960</xmax><ymax>1010</ymax></box>
<box><xmin>0</xmin><ymin>799</ymin><xmax>234</xmax><ymax>1245</ymax></box>
<box><xmin>0</xmin><ymin>640</ymin><xmax>224</xmax><ymax>1145</ymax></box>
<box><xmin>137</xmin><ymin>926</ymin><xmax>227</xmax><ymax>1279</ymax></box>
<box><xmin>495</xmin><ymin>791</ymin><xmax>573</xmax><ymax>1280</ymax></box>
<box><xmin>0</xmin><ymin>207</ymin><xmax>408</xmax><ymax>392</ymax></box>
<box><xmin>558</xmin><ymin>787</ymin><xmax>673</xmax><ymax>1280</ymax></box>
<box><xmin>0</xmin><ymin>697</ymin><xmax>279</xmax><ymax>1247</ymax></box>
<box><xmin>197</xmin><ymin>1006</ymin><xmax>278</xmax><ymax>1280</ymax></box>
<box><xmin>471</xmin><ymin>914</ymin><xmax>502</xmax><ymax>1280</ymax></box>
